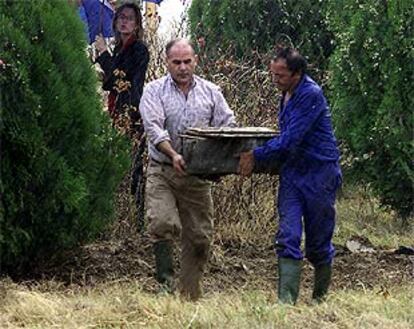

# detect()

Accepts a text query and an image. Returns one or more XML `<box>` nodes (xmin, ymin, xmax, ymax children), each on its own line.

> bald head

<box><xmin>166</xmin><ymin>38</ymin><xmax>196</xmax><ymax>58</ymax></box>
<box><xmin>166</xmin><ymin>38</ymin><xmax>198</xmax><ymax>91</ymax></box>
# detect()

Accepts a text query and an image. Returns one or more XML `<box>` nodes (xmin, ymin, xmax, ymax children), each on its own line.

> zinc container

<box><xmin>181</xmin><ymin>127</ymin><xmax>279</xmax><ymax>175</ymax></box>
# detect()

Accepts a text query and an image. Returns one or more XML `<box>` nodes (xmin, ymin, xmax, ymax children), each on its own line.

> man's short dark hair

<box><xmin>165</xmin><ymin>38</ymin><xmax>196</xmax><ymax>57</ymax></box>
<box><xmin>273</xmin><ymin>46</ymin><xmax>307</xmax><ymax>75</ymax></box>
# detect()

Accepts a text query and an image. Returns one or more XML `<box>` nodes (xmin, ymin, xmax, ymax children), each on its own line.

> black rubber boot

<box><xmin>278</xmin><ymin>257</ymin><xmax>302</xmax><ymax>304</ymax></box>
<box><xmin>312</xmin><ymin>263</ymin><xmax>332</xmax><ymax>302</ymax></box>
<box><xmin>153</xmin><ymin>240</ymin><xmax>174</xmax><ymax>293</ymax></box>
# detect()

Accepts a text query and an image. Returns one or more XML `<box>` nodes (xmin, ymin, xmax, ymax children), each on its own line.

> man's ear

<box><xmin>194</xmin><ymin>54</ymin><xmax>199</xmax><ymax>66</ymax></box>
<box><xmin>293</xmin><ymin>70</ymin><xmax>302</xmax><ymax>81</ymax></box>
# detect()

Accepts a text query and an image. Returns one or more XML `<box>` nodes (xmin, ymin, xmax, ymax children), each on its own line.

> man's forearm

<box><xmin>157</xmin><ymin>141</ymin><xmax>187</xmax><ymax>176</ymax></box>
<box><xmin>238</xmin><ymin>151</ymin><xmax>255</xmax><ymax>177</ymax></box>
<box><xmin>157</xmin><ymin>141</ymin><xmax>179</xmax><ymax>160</ymax></box>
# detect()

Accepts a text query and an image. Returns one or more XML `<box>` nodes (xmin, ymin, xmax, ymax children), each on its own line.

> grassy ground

<box><xmin>1</xmin><ymin>185</ymin><xmax>412</xmax><ymax>328</ymax></box>
<box><xmin>1</xmin><ymin>280</ymin><xmax>413</xmax><ymax>329</ymax></box>
<box><xmin>212</xmin><ymin>179</ymin><xmax>413</xmax><ymax>250</ymax></box>
<box><xmin>334</xmin><ymin>186</ymin><xmax>413</xmax><ymax>247</ymax></box>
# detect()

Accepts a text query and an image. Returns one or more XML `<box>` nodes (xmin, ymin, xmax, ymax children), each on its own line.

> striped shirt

<box><xmin>140</xmin><ymin>74</ymin><xmax>236</xmax><ymax>164</ymax></box>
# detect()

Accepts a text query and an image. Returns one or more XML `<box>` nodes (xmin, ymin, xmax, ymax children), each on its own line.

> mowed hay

<box><xmin>1</xmin><ymin>280</ymin><xmax>413</xmax><ymax>329</ymax></box>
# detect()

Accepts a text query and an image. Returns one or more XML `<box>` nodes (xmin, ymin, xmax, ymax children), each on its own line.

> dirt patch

<box><xmin>22</xmin><ymin>177</ymin><xmax>414</xmax><ymax>298</ymax></box>
<box><xmin>27</xmin><ymin>229</ymin><xmax>414</xmax><ymax>296</ymax></box>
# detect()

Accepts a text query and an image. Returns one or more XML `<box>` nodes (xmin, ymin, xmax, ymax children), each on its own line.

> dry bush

<box><xmin>197</xmin><ymin>49</ymin><xmax>280</xmax><ymax>246</ymax></box>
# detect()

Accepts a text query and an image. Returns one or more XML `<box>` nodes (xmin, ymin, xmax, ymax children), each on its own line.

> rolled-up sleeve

<box><xmin>139</xmin><ymin>84</ymin><xmax>171</xmax><ymax>146</ymax></box>
<box><xmin>211</xmin><ymin>86</ymin><xmax>236</xmax><ymax>127</ymax></box>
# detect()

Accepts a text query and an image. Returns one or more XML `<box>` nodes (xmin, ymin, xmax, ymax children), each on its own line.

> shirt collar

<box><xmin>294</xmin><ymin>74</ymin><xmax>309</xmax><ymax>94</ymax></box>
<box><xmin>282</xmin><ymin>73</ymin><xmax>308</xmax><ymax>101</ymax></box>
<box><xmin>120</xmin><ymin>35</ymin><xmax>137</xmax><ymax>52</ymax></box>
<box><xmin>167</xmin><ymin>73</ymin><xmax>197</xmax><ymax>91</ymax></box>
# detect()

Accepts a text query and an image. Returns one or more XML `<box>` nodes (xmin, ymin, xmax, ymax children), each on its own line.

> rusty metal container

<box><xmin>181</xmin><ymin>127</ymin><xmax>279</xmax><ymax>175</ymax></box>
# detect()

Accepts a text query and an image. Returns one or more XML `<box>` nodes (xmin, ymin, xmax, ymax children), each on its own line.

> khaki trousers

<box><xmin>146</xmin><ymin>161</ymin><xmax>214</xmax><ymax>300</ymax></box>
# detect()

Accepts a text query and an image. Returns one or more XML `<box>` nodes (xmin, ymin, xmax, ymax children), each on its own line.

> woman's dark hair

<box><xmin>273</xmin><ymin>45</ymin><xmax>307</xmax><ymax>75</ymax></box>
<box><xmin>113</xmin><ymin>2</ymin><xmax>144</xmax><ymax>44</ymax></box>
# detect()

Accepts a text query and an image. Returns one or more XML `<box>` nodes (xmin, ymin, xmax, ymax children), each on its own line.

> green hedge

<box><xmin>189</xmin><ymin>0</ymin><xmax>334</xmax><ymax>72</ymax></box>
<box><xmin>0</xmin><ymin>0</ymin><xmax>129</xmax><ymax>273</ymax></box>
<box><xmin>327</xmin><ymin>0</ymin><xmax>413</xmax><ymax>218</ymax></box>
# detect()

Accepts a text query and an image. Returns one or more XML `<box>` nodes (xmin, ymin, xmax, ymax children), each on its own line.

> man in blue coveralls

<box><xmin>239</xmin><ymin>46</ymin><xmax>342</xmax><ymax>304</ymax></box>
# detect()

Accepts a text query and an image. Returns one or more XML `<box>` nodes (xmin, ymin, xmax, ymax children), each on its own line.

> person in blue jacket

<box><xmin>239</xmin><ymin>46</ymin><xmax>342</xmax><ymax>304</ymax></box>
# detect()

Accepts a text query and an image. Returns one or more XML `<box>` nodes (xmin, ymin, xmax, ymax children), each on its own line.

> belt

<box><xmin>151</xmin><ymin>158</ymin><xmax>172</xmax><ymax>167</ymax></box>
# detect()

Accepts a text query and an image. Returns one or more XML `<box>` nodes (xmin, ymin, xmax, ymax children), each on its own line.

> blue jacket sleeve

<box><xmin>254</xmin><ymin>89</ymin><xmax>326</xmax><ymax>165</ymax></box>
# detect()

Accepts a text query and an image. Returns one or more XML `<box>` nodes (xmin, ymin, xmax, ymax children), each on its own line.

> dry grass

<box><xmin>211</xmin><ymin>176</ymin><xmax>413</xmax><ymax>251</ymax></box>
<box><xmin>0</xmin><ymin>279</ymin><xmax>413</xmax><ymax>329</ymax></box>
<box><xmin>334</xmin><ymin>186</ymin><xmax>413</xmax><ymax>248</ymax></box>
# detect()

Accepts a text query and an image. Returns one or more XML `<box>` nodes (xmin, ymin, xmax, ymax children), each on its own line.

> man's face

<box><xmin>167</xmin><ymin>43</ymin><xmax>197</xmax><ymax>87</ymax></box>
<box><xmin>269</xmin><ymin>59</ymin><xmax>300</xmax><ymax>93</ymax></box>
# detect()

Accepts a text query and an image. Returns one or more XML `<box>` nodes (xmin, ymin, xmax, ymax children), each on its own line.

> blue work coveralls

<box><xmin>254</xmin><ymin>74</ymin><xmax>342</xmax><ymax>266</ymax></box>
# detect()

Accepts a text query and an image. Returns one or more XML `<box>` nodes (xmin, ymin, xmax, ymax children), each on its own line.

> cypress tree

<box><xmin>0</xmin><ymin>0</ymin><xmax>129</xmax><ymax>274</ymax></box>
<box><xmin>327</xmin><ymin>0</ymin><xmax>413</xmax><ymax>219</ymax></box>
<box><xmin>189</xmin><ymin>0</ymin><xmax>334</xmax><ymax>72</ymax></box>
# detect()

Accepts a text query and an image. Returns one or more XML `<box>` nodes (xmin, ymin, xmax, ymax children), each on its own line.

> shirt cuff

<box><xmin>153</xmin><ymin>130</ymin><xmax>171</xmax><ymax>146</ymax></box>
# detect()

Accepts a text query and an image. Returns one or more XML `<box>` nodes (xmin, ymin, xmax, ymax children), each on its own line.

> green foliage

<box><xmin>188</xmin><ymin>0</ymin><xmax>334</xmax><ymax>72</ymax></box>
<box><xmin>327</xmin><ymin>0</ymin><xmax>413</xmax><ymax>218</ymax></box>
<box><xmin>190</xmin><ymin>0</ymin><xmax>413</xmax><ymax>219</ymax></box>
<box><xmin>0</xmin><ymin>0</ymin><xmax>130</xmax><ymax>273</ymax></box>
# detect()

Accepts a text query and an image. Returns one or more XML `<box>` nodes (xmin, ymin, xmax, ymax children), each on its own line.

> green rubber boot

<box><xmin>312</xmin><ymin>263</ymin><xmax>332</xmax><ymax>302</ymax></box>
<box><xmin>278</xmin><ymin>258</ymin><xmax>302</xmax><ymax>304</ymax></box>
<box><xmin>153</xmin><ymin>240</ymin><xmax>175</xmax><ymax>293</ymax></box>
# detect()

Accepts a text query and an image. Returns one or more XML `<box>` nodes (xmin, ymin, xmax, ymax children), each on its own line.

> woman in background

<box><xmin>95</xmin><ymin>2</ymin><xmax>149</xmax><ymax>228</ymax></box>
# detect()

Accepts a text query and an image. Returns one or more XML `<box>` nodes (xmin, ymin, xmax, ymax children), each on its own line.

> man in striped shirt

<box><xmin>140</xmin><ymin>38</ymin><xmax>235</xmax><ymax>301</ymax></box>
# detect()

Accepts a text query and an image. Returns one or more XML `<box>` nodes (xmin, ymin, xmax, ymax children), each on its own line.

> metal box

<box><xmin>181</xmin><ymin>127</ymin><xmax>279</xmax><ymax>175</ymax></box>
